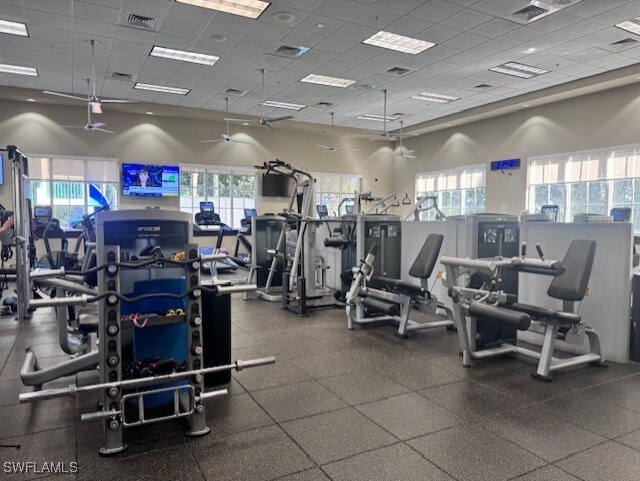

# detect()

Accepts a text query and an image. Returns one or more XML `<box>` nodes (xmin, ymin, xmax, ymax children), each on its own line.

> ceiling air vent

<box><xmin>274</xmin><ymin>45</ymin><xmax>310</xmax><ymax>58</ymax></box>
<box><xmin>351</xmin><ymin>82</ymin><xmax>374</xmax><ymax>91</ymax></box>
<box><xmin>474</xmin><ymin>84</ymin><xmax>493</xmax><ymax>90</ymax></box>
<box><xmin>225</xmin><ymin>88</ymin><xmax>247</xmax><ymax>97</ymax></box>
<box><xmin>385</xmin><ymin>66</ymin><xmax>413</xmax><ymax>76</ymax></box>
<box><xmin>119</xmin><ymin>12</ymin><xmax>163</xmax><ymax>32</ymax></box>
<box><xmin>603</xmin><ymin>38</ymin><xmax>639</xmax><ymax>52</ymax></box>
<box><xmin>112</xmin><ymin>72</ymin><xmax>132</xmax><ymax>81</ymax></box>
<box><xmin>510</xmin><ymin>1</ymin><xmax>562</xmax><ymax>24</ymax></box>
<box><xmin>316</xmin><ymin>101</ymin><xmax>334</xmax><ymax>107</ymax></box>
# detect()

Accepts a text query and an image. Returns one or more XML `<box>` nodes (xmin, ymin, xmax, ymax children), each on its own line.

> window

<box><xmin>28</xmin><ymin>156</ymin><xmax>118</xmax><ymax>229</ymax></box>
<box><xmin>180</xmin><ymin>165</ymin><xmax>257</xmax><ymax>228</ymax></box>
<box><xmin>528</xmin><ymin>145</ymin><xmax>640</xmax><ymax>231</ymax></box>
<box><xmin>415</xmin><ymin>164</ymin><xmax>486</xmax><ymax>219</ymax></box>
<box><xmin>313</xmin><ymin>172</ymin><xmax>362</xmax><ymax>216</ymax></box>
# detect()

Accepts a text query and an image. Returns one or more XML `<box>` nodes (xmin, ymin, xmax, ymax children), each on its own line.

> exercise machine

<box><xmin>346</xmin><ymin>234</ymin><xmax>454</xmax><ymax>337</ymax></box>
<box><xmin>19</xmin><ymin>209</ymin><xmax>274</xmax><ymax>455</ymax></box>
<box><xmin>403</xmin><ymin>194</ymin><xmax>446</xmax><ymax>221</ymax></box>
<box><xmin>441</xmin><ymin>240</ymin><xmax>606</xmax><ymax>381</ymax></box>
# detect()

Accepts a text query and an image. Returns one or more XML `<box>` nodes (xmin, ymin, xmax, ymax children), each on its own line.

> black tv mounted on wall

<box><xmin>262</xmin><ymin>173</ymin><xmax>292</xmax><ymax>197</ymax></box>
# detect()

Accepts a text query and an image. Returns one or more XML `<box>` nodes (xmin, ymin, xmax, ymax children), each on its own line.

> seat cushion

<box><xmin>511</xmin><ymin>303</ymin><xmax>581</xmax><ymax>324</ymax></box>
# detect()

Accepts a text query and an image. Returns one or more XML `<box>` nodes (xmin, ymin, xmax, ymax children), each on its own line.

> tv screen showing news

<box><xmin>122</xmin><ymin>163</ymin><xmax>179</xmax><ymax>197</ymax></box>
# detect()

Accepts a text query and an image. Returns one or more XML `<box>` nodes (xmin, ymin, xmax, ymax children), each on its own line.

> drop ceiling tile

<box><xmin>297</xmin><ymin>13</ymin><xmax>346</xmax><ymax>36</ymax></box>
<box><xmin>315</xmin><ymin>36</ymin><xmax>355</xmax><ymax>54</ymax></box>
<box><xmin>205</xmin><ymin>11</ymin><xmax>255</xmax><ymax>33</ymax></box>
<box><xmin>121</xmin><ymin>0</ymin><xmax>173</xmax><ymax>19</ymax></box>
<box><xmin>442</xmin><ymin>31</ymin><xmax>491</xmax><ymax>50</ymax></box>
<box><xmin>0</xmin><ymin>34</ymin><xmax>30</xmax><ymax>49</ymax></box>
<box><xmin>255</xmin><ymin>54</ymin><xmax>295</xmax><ymax>70</ymax></box>
<box><xmin>223</xmin><ymin>47</ymin><xmax>267</xmax><ymax>64</ymax></box>
<box><xmin>565</xmin><ymin>0</ymin><xmax>630</xmax><ymax>18</ymax></box>
<box><xmin>166</xmin><ymin>1</ymin><xmax>215</xmax><ymax>26</ymax></box>
<box><xmin>159</xmin><ymin>19</ymin><xmax>205</xmax><ymax>40</ymax></box>
<box><xmin>332</xmin><ymin>22</ymin><xmax>378</xmax><ymax>43</ymax></box>
<box><xmin>271</xmin><ymin>0</ymin><xmax>325</xmax><ymax>12</ymax></box>
<box><xmin>351</xmin><ymin>5</ymin><xmax>403</xmax><ymax>29</ymax></box>
<box><xmin>154</xmin><ymin>93</ymin><xmax>183</xmax><ymax>105</ymax></box>
<box><xmin>29</xmin><ymin>25</ymin><xmax>73</xmax><ymax>44</ymax></box>
<box><xmin>470</xmin><ymin>17</ymin><xmax>521</xmax><ymax>38</ymax></box>
<box><xmin>246</xmin><ymin>22</ymin><xmax>293</xmax><ymax>42</ymax></box>
<box><xmin>22</xmin><ymin>8</ymin><xmax>73</xmax><ymax>30</ymax></box>
<box><xmin>525</xmin><ymin>11</ymin><xmax>585</xmax><ymax>34</ymax></box>
<box><xmin>109</xmin><ymin>51</ymin><xmax>149</xmax><ymax>65</ymax></box>
<box><xmin>590</xmin><ymin>2</ymin><xmax>640</xmax><ymax>27</ymax></box>
<box><xmin>281</xmin><ymin>29</ymin><xmax>327</xmax><ymax>48</ymax></box>
<box><xmin>139</xmin><ymin>65</ymin><xmax>174</xmax><ymax>79</ymax></box>
<box><xmin>496</xmin><ymin>26</ymin><xmax>545</xmax><ymax>45</ymax></box>
<box><xmin>580</xmin><ymin>26</ymin><xmax>637</xmax><ymax>48</ymax></box>
<box><xmin>345</xmin><ymin>43</ymin><xmax>387</xmax><ymax>60</ymax></box>
<box><xmin>74</xmin><ymin>1</ymin><xmax>120</xmax><ymax>24</ymax></box>
<box><xmin>587</xmin><ymin>52</ymin><xmax>639</xmax><ymax>68</ymax></box>
<box><xmin>440</xmin><ymin>8</ymin><xmax>495</xmax><ymax>31</ymax></box>
<box><xmin>178</xmin><ymin>96</ymin><xmax>210</xmax><ymax>108</ymax></box>
<box><xmin>549</xmin><ymin>19</ymin><xmax>609</xmax><ymax>42</ymax></box>
<box><xmin>36</xmin><ymin>59</ymin><xmax>72</xmax><ymax>74</ymax></box>
<box><xmin>299</xmin><ymin>49</ymin><xmax>339</xmax><ymax>65</ymax></box>
<box><xmin>233</xmin><ymin>35</ymin><xmax>283</xmax><ymax>55</ymax></box>
<box><xmin>410</xmin><ymin>0</ymin><xmax>466</xmax><ymax>23</ymax></box>
<box><xmin>24</xmin><ymin>0</ymin><xmax>72</xmax><ymax>16</ymax></box>
<box><xmin>200</xmin><ymin>27</ymin><xmax>245</xmax><ymax>46</ymax></box>
<box><xmin>114</xmin><ymin>25</ymin><xmax>159</xmax><ymax>44</ymax></box>
<box><xmin>385</xmin><ymin>15</ymin><xmax>435</xmax><ymax>36</ymax></box>
<box><xmin>7</xmin><ymin>74</ymin><xmax>42</xmax><ymax>89</ymax></box>
<box><xmin>415</xmin><ymin>23</ymin><xmax>463</xmax><ymax>43</ymax></box>
<box><xmin>74</xmin><ymin>20</ymin><xmax>118</xmax><ymax>39</ymax></box>
<box><xmin>314</xmin><ymin>0</ymin><xmax>369</xmax><ymax>22</ymax></box>
<box><xmin>112</xmin><ymin>39</ymin><xmax>155</xmax><ymax>55</ymax></box>
<box><xmin>374</xmin><ymin>0</ymin><xmax>425</xmax><ymax>14</ymax></box>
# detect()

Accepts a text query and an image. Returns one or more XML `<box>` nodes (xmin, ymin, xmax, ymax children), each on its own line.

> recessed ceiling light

<box><xmin>260</xmin><ymin>100</ymin><xmax>306</xmax><ymax>110</ymax></box>
<box><xmin>300</xmin><ymin>74</ymin><xmax>356</xmax><ymax>88</ymax></box>
<box><xmin>526</xmin><ymin>47</ymin><xmax>536</xmax><ymax>53</ymax></box>
<box><xmin>523</xmin><ymin>104</ymin><xmax>530</xmax><ymax>107</ymax></box>
<box><xmin>0</xmin><ymin>63</ymin><xmax>38</xmax><ymax>76</ymax></box>
<box><xmin>0</xmin><ymin>19</ymin><xmax>28</xmax><ymax>37</ymax></box>
<box><xmin>362</xmin><ymin>31</ymin><xmax>436</xmax><ymax>55</ymax></box>
<box><xmin>357</xmin><ymin>114</ymin><xmax>398</xmax><ymax>122</ymax></box>
<box><xmin>212</xmin><ymin>34</ymin><xmax>227</xmax><ymax>42</ymax></box>
<box><xmin>616</xmin><ymin>17</ymin><xmax>640</xmax><ymax>36</ymax></box>
<box><xmin>243</xmin><ymin>122</ymin><xmax>250</xmax><ymax>126</ymax></box>
<box><xmin>146</xmin><ymin>111</ymin><xmax>154</xmax><ymax>115</ymax></box>
<box><xmin>411</xmin><ymin>92</ymin><xmax>459</xmax><ymax>104</ymax></box>
<box><xmin>134</xmin><ymin>82</ymin><xmax>190</xmax><ymax>95</ymax></box>
<box><xmin>489</xmin><ymin>61</ymin><xmax>548</xmax><ymax>79</ymax></box>
<box><xmin>176</xmin><ymin>0</ymin><xmax>270</xmax><ymax>19</ymax></box>
<box><xmin>26</xmin><ymin>98</ymin><xmax>36</xmax><ymax>102</ymax></box>
<box><xmin>150</xmin><ymin>46</ymin><xmax>219</xmax><ymax>65</ymax></box>
<box><xmin>316</xmin><ymin>23</ymin><xmax>325</xmax><ymax>28</ymax></box>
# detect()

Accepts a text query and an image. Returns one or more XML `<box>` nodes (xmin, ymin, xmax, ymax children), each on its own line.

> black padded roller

<box><xmin>368</xmin><ymin>243</ymin><xmax>379</xmax><ymax>257</ymax></box>
<box><xmin>468</xmin><ymin>302</ymin><xmax>531</xmax><ymax>330</ymax></box>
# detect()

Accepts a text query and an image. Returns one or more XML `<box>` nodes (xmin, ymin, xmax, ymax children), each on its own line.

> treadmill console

<box><xmin>34</xmin><ymin>205</ymin><xmax>53</xmax><ymax>226</ymax></box>
<box><xmin>611</xmin><ymin>207</ymin><xmax>632</xmax><ymax>222</ymax></box>
<box><xmin>540</xmin><ymin>204</ymin><xmax>559</xmax><ymax>221</ymax></box>
<box><xmin>316</xmin><ymin>204</ymin><xmax>328</xmax><ymax>219</ymax></box>
<box><xmin>195</xmin><ymin>202</ymin><xmax>220</xmax><ymax>226</ymax></box>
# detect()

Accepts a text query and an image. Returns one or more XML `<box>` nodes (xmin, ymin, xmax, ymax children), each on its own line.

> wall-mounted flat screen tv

<box><xmin>262</xmin><ymin>173</ymin><xmax>292</xmax><ymax>197</ymax></box>
<box><xmin>0</xmin><ymin>154</ymin><xmax>4</xmax><ymax>185</ymax></box>
<box><xmin>122</xmin><ymin>163</ymin><xmax>179</xmax><ymax>197</ymax></box>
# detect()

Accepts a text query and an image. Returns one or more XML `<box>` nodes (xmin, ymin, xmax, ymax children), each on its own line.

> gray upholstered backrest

<box><xmin>548</xmin><ymin>239</ymin><xmax>597</xmax><ymax>301</ymax></box>
<box><xmin>409</xmin><ymin>234</ymin><xmax>444</xmax><ymax>279</ymax></box>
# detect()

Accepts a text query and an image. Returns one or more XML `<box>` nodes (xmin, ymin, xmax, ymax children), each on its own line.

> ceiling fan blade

<box><xmin>335</xmin><ymin>148</ymin><xmax>361</xmax><ymax>152</ymax></box>
<box><xmin>100</xmin><ymin>99</ymin><xmax>138</xmax><ymax>104</ymax></box>
<box><xmin>201</xmin><ymin>139</ymin><xmax>225</xmax><ymax>143</ymax></box>
<box><xmin>318</xmin><ymin>145</ymin><xmax>331</xmax><ymax>149</ymax></box>
<box><xmin>94</xmin><ymin>128</ymin><xmax>115</xmax><ymax>134</ymax></box>
<box><xmin>230</xmin><ymin>138</ymin><xmax>256</xmax><ymax>145</ymax></box>
<box><xmin>92</xmin><ymin>122</ymin><xmax>106</xmax><ymax>128</ymax></box>
<box><xmin>43</xmin><ymin>91</ymin><xmax>86</xmax><ymax>101</ymax></box>
<box><xmin>61</xmin><ymin>125</ymin><xmax>85</xmax><ymax>129</ymax></box>
<box><xmin>263</xmin><ymin>121</ymin><xmax>275</xmax><ymax>131</ymax></box>
<box><xmin>224</xmin><ymin>117</ymin><xmax>256</xmax><ymax>123</ymax></box>
<box><xmin>267</xmin><ymin>115</ymin><xmax>294</xmax><ymax>123</ymax></box>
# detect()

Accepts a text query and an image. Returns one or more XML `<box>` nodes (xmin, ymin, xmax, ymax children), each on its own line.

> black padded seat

<box><xmin>77</xmin><ymin>313</ymin><xmax>99</xmax><ymax>334</ymax></box>
<box><xmin>362</xmin><ymin>297</ymin><xmax>399</xmax><ymax>316</ymax></box>
<box><xmin>409</xmin><ymin>234</ymin><xmax>444</xmax><ymax>279</ymax></box>
<box><xmin>510</xmin><ymin>303</ymin><xmax>581</xmax><ymax>325</ymax></box>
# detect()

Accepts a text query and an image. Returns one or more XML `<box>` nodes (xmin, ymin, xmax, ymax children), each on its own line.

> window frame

<box><xmin>415</xmin><ymin>164</ymin><xmax>486</xmax><ymax>219</ymax></box>
<box><xmin>311</xmin><ymin>171</ymin><xmax>363</xmax><ymax>217</ymax></box>
<box><xmin>26</xmin><ymin>154</ymin><xmax>119</xmax><ymax>229</ymax></box>
<box><xmin>527</xmin><ymin>144</ymin><xmax>640</xmax><ymax>231</ymax></box>
<box><xmin>179</xmin><ymin>164</ymin><xmax>258</xmax><ymax>228</ymax></box>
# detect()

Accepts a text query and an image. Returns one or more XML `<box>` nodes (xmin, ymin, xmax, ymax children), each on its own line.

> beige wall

<box><xmin>0</xmin><ymin>99</ymin><xmax>396</xmax><ymax>215</ymax></box>
<box><xmin>397</xmin><ymin>81</ymin><xmax>640</xmax><ymax>215</ymax></box>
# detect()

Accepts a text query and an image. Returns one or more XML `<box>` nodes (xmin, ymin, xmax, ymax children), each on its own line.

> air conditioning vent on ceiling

<box><xmin>111</xmin><ymin>72</ymin><xmax>132</xmax><ymax>81</ymax></box>
<box><xmin>385</xmin><ymin>66</ymin><xmax>413</xmax><ymax>76</ymax></box>
<box><xmin>512</xmin><ymin>4</ymin><xmax>550</xmax><ymax>22</ymax></box>
<box><xmin>119</xmin><ymin>12</ymin><xmax>163</xmax><ymax>32</ymax></box>
<box><xmin>604</xmin><ymin>38</ymin><xmax>639</xmax><ymax>52</ymax></box>
<box><xmin>225</xmin><ymin>88</ymin><xmax>247</xmax><ymax>97</ymax></box>
<box><xmin>316</xmin><ymin>101</ymin><xmax>334</xmax><ymax>107</ymax></box>
<box><xmin>274</xmin><ymin>45</ymin><xmax>310</xmax><ymax>58</ymax></box>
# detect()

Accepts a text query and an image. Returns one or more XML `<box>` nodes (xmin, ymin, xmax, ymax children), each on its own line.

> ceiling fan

<box><xmin>257</xmin><ymin>68</ymin><xmax>294</xmax><ymax>130</ymax></box>
<box><xmin>368</xmin><ymin>89</ymin><xmax>396</xmax><ymax>141</ymax></box>
<box><xmin>43</xmin><ymin>39</ymin><xmax>137</xmax><ymax>114</ymax></box>
<box><xmin>395</xmin><ymin>120</ymin><xmax>417</xmax><ymax>159</ymax></box>
<box><xmin>318</xmin><ymin>112</ymin><xmax>360</xmax><ymax>153</ymax></box>
<box><xmin>202</xmin><ymin>97</ymin><xmax>255</xmax><ymax>145</ymax></box>
<box><xmin>61</xmin><ymin>82</ymin><xmax>115</xmax><ymax>134</ymax></box>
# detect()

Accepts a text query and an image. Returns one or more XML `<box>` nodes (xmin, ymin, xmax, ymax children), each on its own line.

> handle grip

<box><xmin>521</xmin><ymin>242</ymin><xmax>527</xmax><ymax>257</ymax></box>
<box><xmin>535</xmin><ymin>243</ymin><xmax>544</xmax><ymax>260</ymax></box>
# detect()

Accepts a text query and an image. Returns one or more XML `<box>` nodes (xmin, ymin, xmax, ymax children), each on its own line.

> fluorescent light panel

<box><xmin>489</xmin><ymin>62</ymin><xmax>548</xmax><ymax>79</ymax></box>
<box><xmin>134</xmin><ymin>82</ymin><xmax>190</xmax><ymax>95</ymax></box>
<box><xmin>150</xmin><ymin>46</ymin><xmax>219</xmax><ymax>65</ymax></box>
<box><xmin>411</xmin><ymin>92</ymin><xmax>459</xmax><ymax>103</ymax></box>
<box><xmin>363</xmin><ymin>31</ymin><xmax>435</xmax><ymax>55</ymax></box>
<box><xmin>176</xmin><ymin>0</ymin><xmax>270</xmax><ymax>19</ymax></box>
<box><xmin>0</xmin><ymin>19</ymin><xmax>28</xmax><ymax>36</ymax></box>
<box><xmin>616</xmin><ymin>17</ymin><xmax>640</xmax><ymax>36</ymax></box>
<box><xmin>260</xmin><ymin>100</ymin><xmax>306</xmax><ymax>110</ymax></box>
<box><xmin>357</xmin><ymin>114</ymin><xmax>398</xmax><ymax>121</ymax></box>
<box><xmin>0</xmin><ymin>63</ymin><xmax>37</xmax><ymax>76</ymax></box>
<box><xmin>300</xmin><ymin>74</ymin><xmax>356</xmax><ymax>88</ymax></box>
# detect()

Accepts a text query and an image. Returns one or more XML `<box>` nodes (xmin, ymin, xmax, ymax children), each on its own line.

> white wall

<box><xmin>0</xmin><ymin>99</ymin><xmax>396</xmax><ymax>214</ymax></box>
<box><xmin>396</xmin><ymin>81</ymin><xmax>640</xmax><ymax>215</ymax></box>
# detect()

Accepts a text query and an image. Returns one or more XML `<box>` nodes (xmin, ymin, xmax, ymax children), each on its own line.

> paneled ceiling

<box><xmin>1</xmin><ymin>0</ymin><xmax>640</xmax><ymax>131</ymax></box>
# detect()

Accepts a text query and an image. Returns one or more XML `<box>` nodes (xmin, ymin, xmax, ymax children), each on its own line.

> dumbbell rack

<box><xmin>97</xmin><ymin>243</ymin><xmax>209</xmax><ymax>456</ymax></box>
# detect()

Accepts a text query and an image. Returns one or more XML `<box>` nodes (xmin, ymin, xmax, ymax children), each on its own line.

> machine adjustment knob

<box><xmin>107</xmin><ymin>264</ymin><xmax>118</xmax><ymax>275</ymax></box>
<box><xmin>191</xmin><ymin>345</ymin><xmax>203</xmax><ymax>356</ymax></box>
<box><xmin>108</xmin><ymin>387</ymin><xmax>119</xmax><ymax>398</ymax></box>
<box><xmin>108</xmin><ymin>419</ymin><xmax>120</xmax><ymax>430</ymax></box>
<box><xmin>191</xmin><ymin>288</ymin><xmax>202</xmax><ymax>299</ymax></box>
<box><xmin>195</xmin><ymin>404</ymin><xmax>205</xmax><ymax>413</ymax></box>
<box><xmin>191</xmin><ymin>261</ymin><xmax>200</xmax><ymax>271</ymax></box>
<box><xmin>195</xmin><ymin>374</ymin><xmax>203</xmax><ymax>384</ymax></box>
<box><xmin>107</xmin><ymin>324</ymin><xmax>119</xmax><ymax>336</ymax></box>
<box><xmin>191</xmin><ymin>316</ymin><xmax>202</xmax><ymax>327</ymax></box>
<box><xmin>107</xmin><ymin>355</ymin><xmax>119</xmax><ymax>367</ymax></box>
<box><xmin>106</xmin><ymin>295</ymin><xmax>118</xmax><ymax>306</ymax></box>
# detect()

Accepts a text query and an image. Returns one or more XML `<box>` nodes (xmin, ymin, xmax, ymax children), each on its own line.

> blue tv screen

<box><xmin>0</xmin><ymin>154</ymin><xmax>4</xmax><ymax>185</ymax></box>
<box><xmin>122</xmin><ymin>163</ymin><xmax>179</xmax><ymax>197</ymax></box>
